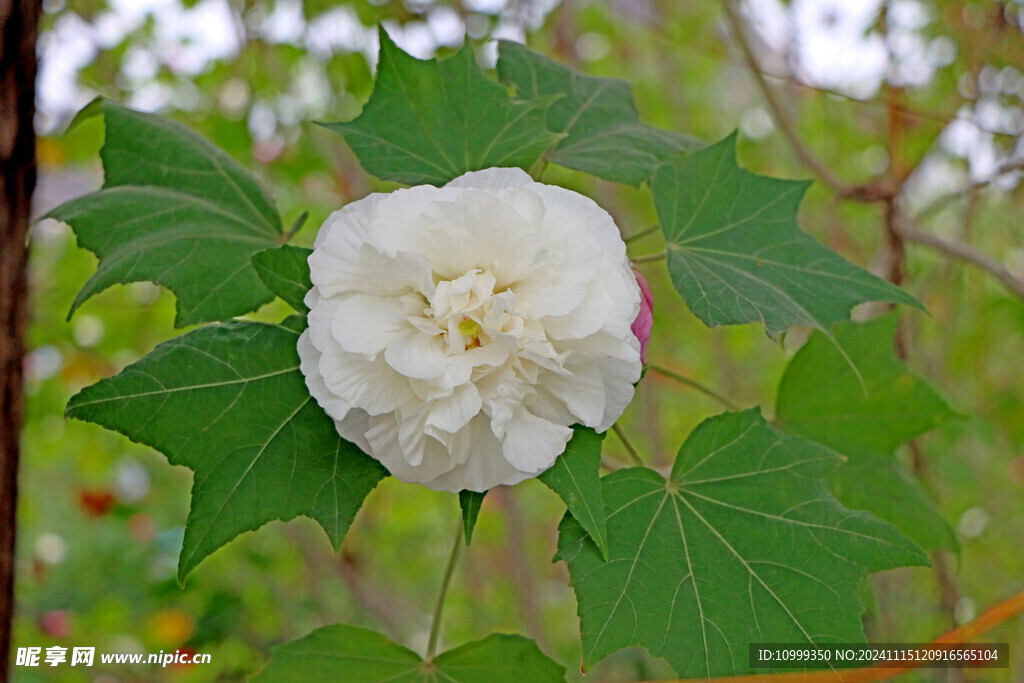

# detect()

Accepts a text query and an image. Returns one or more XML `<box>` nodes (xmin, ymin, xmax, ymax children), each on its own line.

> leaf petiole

<box><xmin>648</xmin><ymin>363</ymin><xmax>739</xmax><ymax>411</ymax></box>
<box><xmin>624</xmin><ymin>225</ymin><xmax>659</xmax><ymax>243</ymax></box>
<box><xmin>425</xmin><ymin>519</ymin><xmax>464</xmax><ymax>662</ymax></box>
<box><xmin>631</xmin><ymin>250</ymin><xmax>667</xmax><ymax>264</ymax></box>
<box><xmin>284</xmin><ymin>211</ymin><xmax>309</xmax><ymax>242</ymax></box>
<box><xmin>611</xmin><ymin>423</ymin><xmax>645</xmax><ymax>467</ymax></box>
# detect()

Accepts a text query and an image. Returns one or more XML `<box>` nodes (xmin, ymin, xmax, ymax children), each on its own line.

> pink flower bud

<box><xmin>631</xmin><ymin>269</ymin><xmax>653</xmax><ymax>364</ymax></box>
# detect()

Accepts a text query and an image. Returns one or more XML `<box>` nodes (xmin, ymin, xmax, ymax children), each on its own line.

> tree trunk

<box><xmin>0</xmin><ymin>0</ymin><xmax>42</xmax><ymax>676</ymax></box>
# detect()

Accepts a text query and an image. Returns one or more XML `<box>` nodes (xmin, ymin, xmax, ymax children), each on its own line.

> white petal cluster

<box><xmin>298</xmin><ymin>168</ymin><xmax>642</xmax><ymax>492</ymax></box>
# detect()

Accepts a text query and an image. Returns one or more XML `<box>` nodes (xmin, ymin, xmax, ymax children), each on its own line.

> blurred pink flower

<box><xmin>41</xmin><ymin>610</ymin><xmax>72</xmax><ymax>638</ymax></box>
<box><xmin>631</xmin><ymin>270</ymin><xmax>653</xmax><ymax>364</ymax></box>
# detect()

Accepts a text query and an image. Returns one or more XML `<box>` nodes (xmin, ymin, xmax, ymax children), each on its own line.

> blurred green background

<box><xmin>16</xmin><ymin>0</ymin><xmax>1024</xmax><ymax>680</ymax></box>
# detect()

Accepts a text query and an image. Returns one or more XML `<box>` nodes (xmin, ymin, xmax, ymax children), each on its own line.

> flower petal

<box><xmin>443</xmin><ymin>167</ymin><xmax>533</xmax><ymax>191</ymax></box>
<box><xmin>366</xmin><ymin>412</ymin><xmax>456</xmax><ymax>483</ymax></box>
<box><xmin>331</xmin><ymin>293</ymin><xmax>414</xmax><ymax>356</ymax></box>
<box><xmin>541</xmin><ymin>273</ymin><xmax>615</xmax><ymax>340</ymax></box>
<box><xmin>426</xmin><ymin>383</ymin><xmax>482</xmax><ymax>434</ymax></box>
<box><xmin>424</xmin><ymin>418</ymin><xmax>528</xmax><ymax>492</ymax></box>
<box><xmin>383</xmin><ymin>331</ymin><xmax>450</xmax><ymax>381</ymax></box>
<box><xmin>334</xmin><ymin>407</ymin><xmax>371</xmax><ymax>455</ymax></box>
<box><xmin>410</xmin><ymin>191</ymin><xmax>543</xmax><ymax>284</ymax></box>
<box><xmin>298</xmin><ymin>329</ymin><xmax>351</xmax><ymax>422</ymax></box>
<box><xmin>595</xmin><ymin>357</ymin><xmax>640</xmax><ymax>432</ymax></box>
<box><xmin>534</xmin><ymin>362</ymin><xmax>606</xmax><ymax>427</ymax></box>
<box><xmin>310</xmin><ymin>243</ymin><xmax>434</xmax><ymax>298</ymax></box>
<box><xmin>319</xmin><ymin>349</ymin><xmax>415</xmax><ymax>415</ymax></box>
<box><xmin>501</xmin><ymin>408</ymin><xmax>572</xmax><ymax>473</ymax></box>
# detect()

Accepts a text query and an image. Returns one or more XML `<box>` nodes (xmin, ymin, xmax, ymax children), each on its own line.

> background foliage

<box><xmin>18</xmin><ymin>0</ymin><xmax>1024</xmax><ymax>680</ymax></box>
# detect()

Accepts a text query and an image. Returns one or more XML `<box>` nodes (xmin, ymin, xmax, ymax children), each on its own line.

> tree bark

<box><xmin>0</xmin><ymin>0</ymin><xmax>42</xmax><ymax>676</ymax></box>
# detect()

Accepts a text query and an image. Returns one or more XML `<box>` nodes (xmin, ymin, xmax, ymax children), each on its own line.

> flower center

<box><xmin>458</xmin><ymin>316</ymin><xmax>482</xmax><ymax>348</ymax></box>
<box><xmin>424</xmin><ymin>269</ymin><xmax>524</xmax><ymax>355</ymax></box>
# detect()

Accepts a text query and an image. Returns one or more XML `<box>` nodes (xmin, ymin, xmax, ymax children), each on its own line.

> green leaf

<box><xmin>497</xmin><ymin>41</ymin><xmax>702</xmax><ymax>186</ymax></box>
<box><xmin>538</xmin><ymin>427</ymin><xmax>608</xmax><ymax>561</ymax></box>
<box><xmin>831</xmin><ymin>453</ymin><xmax>957</xmax><ymax>552</ymax></box>
<box><xmin>252</xmin><ymin>245</ymin><xmax>313</xmax><ymax>313</ymax></box>
<box><xmin>776</xmin><ymin>315</ymin><xmax>957</xmax><ymax>550</ymax></box>
<box><xmin>776</xmin><ymin>315</ymin><xmax>954</xmax><ymax>453</ymax></box>
<box><xmin>321</xmin><ymin>29</ymin><xmax>563</xmax><ymax>186</ymax></box>
<box><xmin>253</xmin><ymin>624</ymin><xmax>565</xmax><ymax>682</ymax></box>
<box><xmin>459</xmin><ymin>490</ymin><xmax>486</xmax><ymax>545</ymax></box>
<box><xmin>651</xmin><ymin>133</ymin><xmax>922</xmax><ymax>337</ymax></box>
<box><xmin>65</xmin><ymin>320</ymin><xmax>387</xmax><ymax>580</ymax></box>
<box><xmin>430</xmin><ymin>634</ymin><xmax>563</xmax><ymax>682</ymax></box>
<box><xmin>555</xmin><ymin>409</ymin><xmax>928</xmax><ymax>678</ymax></box>
<box><xmin>47</xmin><ymin>99</ymin><xmax>284</xmax><ymax>327</ymax></box>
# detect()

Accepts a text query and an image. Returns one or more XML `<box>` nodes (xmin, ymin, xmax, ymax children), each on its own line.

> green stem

<box><xmin>284</xmin><ymin>211</ymin><xmax>309</xmax><ymax>241</ymax></box>
<box><xmin>530</xmin><ymin>157</ymin><xmax>549</xmax><ymax>183</ymax></box>
<box><xmin>631</xmin><ymin>250</ymin><xmax>666</xmax><ymax>264</ymax></box>
<box><xmin>425</xmin><ymin>519</ymin><xmax>464</xmax><ymax>661</ymax></box>
<box><xmin>611</xmin><ymin>423</ymin><xmax>645</xmax><ymax>467</ymax></box>
<box><xmin>625</xmin><ymin>225</ymin><xmax>659</xmax><ymax>243</ymax></box>
<box><xmin>648</xmin><ymin>363</ymin><xmax>739</xmax><ymax>411</ymax></box>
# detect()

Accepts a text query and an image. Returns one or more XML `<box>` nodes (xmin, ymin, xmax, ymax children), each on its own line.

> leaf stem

<box><xmin>611</xmin><ymin>423</ymin><xmax>645</xmax><ymax>467</ymax></box>
<box><xmin>530</xmin><ymin>157</ymin><xmax>549</xmax><ymax>183</ymax></box>
<box><xmin>648</xmin><ymin>363</ymin><xmax>739</xmax><ymax>411</ymax></box>
<box><xmin>625</xmin><ymin>225</ymin><xmax>660</xmax><ymax>243</ymax></box>
<box><xmin>284</xmin><ymin>211</ymin><xmax>309</xmax><ymax>241</ymax></box>
<box><xmin>425</xmin><ymin>519</ymin><xmax>464</xmax><ymax>662</ymax></box>
<box><xmin>631</xmin><ymin>250</ymin><xmax>666</xmax><ymax>264</ymax></box>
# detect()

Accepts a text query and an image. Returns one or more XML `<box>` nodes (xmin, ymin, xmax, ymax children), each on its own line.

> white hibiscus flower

<box><xmin>298</xmin><ymin>168</ymin><xmax>642</xmax><ymax>492</ymax></box>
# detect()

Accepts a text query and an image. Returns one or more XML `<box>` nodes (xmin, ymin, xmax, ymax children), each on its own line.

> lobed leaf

<box><xmin>66</xmin><ymin>319</ymin><xmax>387</xmax><ymax>580</ymax></box>
<box><xmin>830</xmin><ymin>453</ymin><xmax>957</xmax><ymax>552</ymax></box>
<box><xmin>556</xmin><ymin>409</ymin><xmax>928</xmax><ymax>678</ymax></box>
<box><xmin>322</xmin><ymin>29</ymin><xmax>563</xmax><ymax>186</ymax></box>
<box><xmin>253</xmin><ymin>624</ymin><xmax>565</xmax><ymax>682</ymax></box>
<box><xmin>538</xmin><ymin>427</ymin><xmax>609</xmax><ymax>561</ymax></box>
<box><xmin>776</xmin><ymin>315</ymin><xmax>955</xmax><ymax>454</ymax></box>
<box><xmin>497</xmin><ymin>41</ymin><xmax>702</xmax><ymax>186</ymax></box>
<box><xmin>652</xmin><ymin>133</ymin><xmax>922</xmax><ymax>337</ymax></box>
<box><xmin>48</xmin><ymin>99</ymin><xmax>284</xmax><ymax>327</ymax></box>
<box><xmin>776</xmin><ymin>314</ymin><xmax>957</xmax><ymax>550</ymax></box>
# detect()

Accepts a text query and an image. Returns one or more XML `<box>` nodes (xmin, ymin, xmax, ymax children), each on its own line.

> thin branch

<box><xmin>882</xmin><ymin>197</ymin><xmax>906</xmax><ymax>293</ymax></box>
<box><xmin>931</xmin><ymin>547</ymin><xmax>962</xmax><ymax>628</ymax></box>
<box><xmin>648</xmin><ymin>363</ymin><xmax>739</xmax><ymax>411</ymax></box>
<box><xmin>631</xmin><ymin>250</ymin><xmax>667</xmax><ymax>264</ymax></box>
<box><xmin>611</xmin><ymin>423</ymin><xmax>645</xmax><ymax>467</ymax></box>
<box><xmin>612</xmin><ymin>1</ymin><xmax>1019</xmax><ymax>139</ymax></box>
<box><xmin>913</xmin><ymin>158</ymin><xmax>1024</xmax><ymax>223</ymax></box>
<box><xmin>425</xmin><ymin>519</ymin><xmax>463</xmax><ymax>661</ymax></box>
<box><xmin>719</xmin><ymin>0</ymin><xmax>848</xmax><ymax>195</ymax></box>
<box><xmin>894</xmin><ymin>215</ymin><xmax>1024</xmax><ymax>302</ymax></box>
